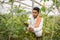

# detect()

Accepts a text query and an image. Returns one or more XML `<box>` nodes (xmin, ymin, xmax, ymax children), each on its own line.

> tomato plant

<box><xmin>0</xmin><ymin>13</ymin><xmax>60</xmax><ymax>40</ymax></box>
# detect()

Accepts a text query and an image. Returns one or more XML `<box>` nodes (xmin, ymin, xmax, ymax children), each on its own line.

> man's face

<box><xmin>32</xmin><ymin>10</ymin><xmax>39</xmax><ymax>18</ymax></box>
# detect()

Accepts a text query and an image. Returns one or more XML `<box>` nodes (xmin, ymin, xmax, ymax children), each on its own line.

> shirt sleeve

<box><xmin>33</xmin><ymin>18</ymin><xmax>43</xmax><ymax>32</ymax></box>
<box><xmin>27</xmin><ymin>19</ymin><xmax>31</xmax><ymax>30</ymax></box>
<box><xmin>27</xmin><ymin>16</ymin><xmax>33</xmax><ymax>30</ymax></box>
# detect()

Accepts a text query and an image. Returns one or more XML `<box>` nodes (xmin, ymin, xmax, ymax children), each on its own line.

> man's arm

<box><xmin>27</xmin><ymin>19</ymin><xmax>34</xmax><ymax>32</ymax></box>
<box><xmin>34</xmin><ymin>16</ymin><xmax>41</xmax><ymax>28</ymax></box>
<box><xmin>34</xmin><ymin>18</ymin><xmax>43</xmax><ymax>32</ymax></box>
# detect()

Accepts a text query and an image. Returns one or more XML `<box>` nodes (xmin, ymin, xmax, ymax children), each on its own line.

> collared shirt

<box><xmin>28</xmin><ymin>14</ymin><xmax>43</xmax><ymax>37</ymax></box>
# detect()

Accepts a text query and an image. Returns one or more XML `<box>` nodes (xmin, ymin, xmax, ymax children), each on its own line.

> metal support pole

<box><xmin>32</xmin><ymin>0</ymin><xmax>34</xmax><ymax>13</ymax></box>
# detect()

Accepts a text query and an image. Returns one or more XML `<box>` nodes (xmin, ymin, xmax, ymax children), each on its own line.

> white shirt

<box><xmin>28</xmin><ymin>15</ymin><xmax>43</xmax><ymax>37</ymax></box>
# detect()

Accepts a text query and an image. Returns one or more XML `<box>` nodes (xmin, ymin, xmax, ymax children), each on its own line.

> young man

<box><xmin>28</xmin><ymin>7</ymin><xmax>43</xmax><ymax>40</ymax></box>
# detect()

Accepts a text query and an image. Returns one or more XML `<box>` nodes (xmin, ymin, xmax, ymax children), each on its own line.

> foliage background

<box><xmin>0</xmin><ymin>0</ymin><xmax>60</xmax><ymax>40</ymax></box>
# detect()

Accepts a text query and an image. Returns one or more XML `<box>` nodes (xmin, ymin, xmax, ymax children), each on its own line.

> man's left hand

<box><xmin>29</xmin><ymin>27</ymin><xmax>34</xmax><ymax>32</ymax></box>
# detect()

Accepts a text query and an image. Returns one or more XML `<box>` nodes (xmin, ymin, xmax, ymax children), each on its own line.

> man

<box><xmin>28</xmin><ymin>7</ymin><xmax>43</xmax><ymax>40</ymax></box>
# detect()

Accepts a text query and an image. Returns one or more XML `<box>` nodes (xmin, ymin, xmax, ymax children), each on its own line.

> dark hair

<box><xmin>33</xmin><ymin>7</ymin><xmax>40</xmax><ymax>13</ymax></box>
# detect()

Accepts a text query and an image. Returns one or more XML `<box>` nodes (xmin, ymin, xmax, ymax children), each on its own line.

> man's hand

<box><xmin>28</xmin><ymin>27</ymin><xmax>33</xmax><ymax>32</ymax></box>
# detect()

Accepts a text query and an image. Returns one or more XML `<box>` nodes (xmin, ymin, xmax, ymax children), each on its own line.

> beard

<box><xmin>33</xmin><ymin>15</ymin><xmax>38</xmax><ymax>19</ymax></box>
